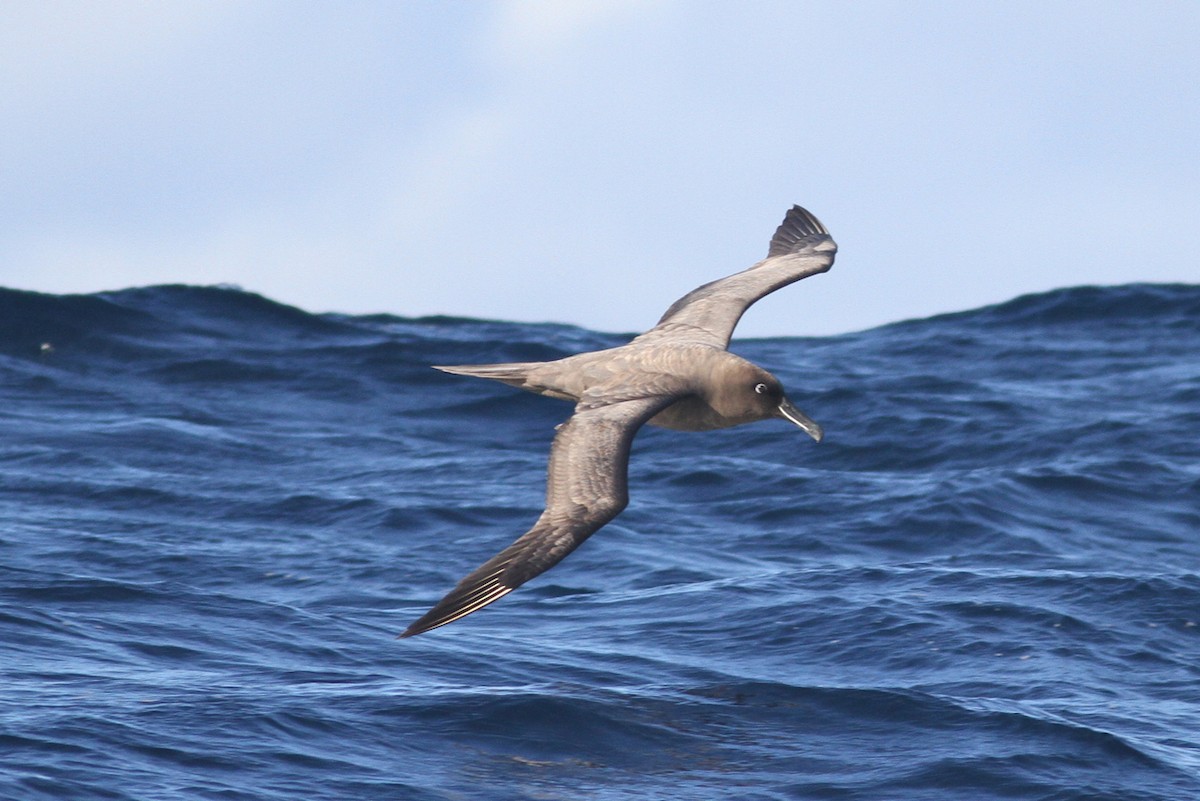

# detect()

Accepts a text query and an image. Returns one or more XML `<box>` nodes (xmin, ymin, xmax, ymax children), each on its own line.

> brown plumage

<box><xmin>401</xmin><ymin>205</ymin><xmax>837</xmax><ymax>637</ymax></box>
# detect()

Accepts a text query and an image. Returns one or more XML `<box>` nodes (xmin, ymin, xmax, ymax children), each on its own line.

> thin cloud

<box><xmin>1</xmin><ymin>3</ymin><xmax>1196</xmax><ymax>336</ymax></box>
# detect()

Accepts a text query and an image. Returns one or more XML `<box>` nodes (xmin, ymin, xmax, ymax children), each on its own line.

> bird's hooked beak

<box><xmin>778</xmin><ymin>397</ymin><xmax>824</xmax><ymax>442</ymax></box>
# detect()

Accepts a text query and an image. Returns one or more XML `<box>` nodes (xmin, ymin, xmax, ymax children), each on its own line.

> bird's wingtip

<box><xmin>398</xmin><ymin>616</ymin><xmax>442</xmax><ymax>639</ymax></box>
<box><xmin>398</xmin><ymin>580</ymin><xmax>517</xmax><ymax>639</ymax></box>
<box><xmin>768</xmin><ymin>204</ymin><xmax>834</xmax><ymax>259</ymax></box>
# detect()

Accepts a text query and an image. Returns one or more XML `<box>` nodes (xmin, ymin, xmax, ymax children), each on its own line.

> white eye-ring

<box><xmin>754</xmin><ymin>383</ymin><xmax>768</xmax><ymax>395</ymax></box>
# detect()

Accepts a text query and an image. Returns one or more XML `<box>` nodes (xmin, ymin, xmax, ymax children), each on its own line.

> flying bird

<box><xmin>402</xmin><ymin>204</ymin><xmax>837</xmax><ymax>637</ymax></box>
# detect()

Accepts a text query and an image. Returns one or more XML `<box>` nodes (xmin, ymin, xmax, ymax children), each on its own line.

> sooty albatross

<box><xmin>402</xmin><ymin>204</ymin><xmax>837</xmax><ymax>637</ymax></box>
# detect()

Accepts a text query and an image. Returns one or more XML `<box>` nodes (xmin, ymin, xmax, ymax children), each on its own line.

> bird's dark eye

<box><xmin>754</xmin><ymin>383</ymin><xmax>768</xmax><ymax>395</ymax></box>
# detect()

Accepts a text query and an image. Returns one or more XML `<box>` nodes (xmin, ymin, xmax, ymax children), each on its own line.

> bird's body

<box><xmin>402</xmin><ymin>205</ymin><xmax>837</xmax><ymax>637</ymax></box>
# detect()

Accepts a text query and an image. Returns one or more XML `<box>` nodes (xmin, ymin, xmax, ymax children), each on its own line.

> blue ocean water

<box><xmin>1</xmin><ymin>282</ymin><xmax>1198</xmax><ymax>800</ymax></box>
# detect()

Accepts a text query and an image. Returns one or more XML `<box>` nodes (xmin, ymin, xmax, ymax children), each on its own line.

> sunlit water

<box><xmin>2</xmin><ymin>283</ymin><xmax>1198</xmax><ymax>800</ymax></box>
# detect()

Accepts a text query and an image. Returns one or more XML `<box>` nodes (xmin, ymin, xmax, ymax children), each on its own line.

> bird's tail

<box><xmin>433</xmin><ymin>362</ymin><xmax>541</xmax><ymax>392</ymax></box>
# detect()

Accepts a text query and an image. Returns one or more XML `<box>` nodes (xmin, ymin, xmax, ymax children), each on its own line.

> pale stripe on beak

<box><xmin>778</xmin><ymin>398</ymin><xmax>823</xmax><ymax>442</ymax></box>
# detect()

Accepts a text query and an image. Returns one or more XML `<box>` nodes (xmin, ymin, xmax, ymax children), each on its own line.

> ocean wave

<box><xmin>2</xmin><ymin>281</ymin><xmax>1199</xmax><ymax>800</ymax></box>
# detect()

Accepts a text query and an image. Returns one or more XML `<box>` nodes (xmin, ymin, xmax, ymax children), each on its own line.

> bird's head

<box><xmin>711</xmin><ymin>362</ymin><xmax>823</xmax><ymax>441</ymax></box>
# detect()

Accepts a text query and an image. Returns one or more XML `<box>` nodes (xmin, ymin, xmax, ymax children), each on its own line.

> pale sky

<box><xmin>2</xmin><ymin>1</ymin><xmax>1197</xmax><ymax>336</ymax></box>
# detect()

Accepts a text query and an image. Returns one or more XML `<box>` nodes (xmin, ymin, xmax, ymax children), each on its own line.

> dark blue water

<box><xmin>2</xmin><ymin>282</ymin><xmax>1198</xmax><ymax>800</ymax></box>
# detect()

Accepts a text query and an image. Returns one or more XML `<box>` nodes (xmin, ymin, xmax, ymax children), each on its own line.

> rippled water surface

<box><xmin>2</xmin><ymin>283</ymin><xmax>1198</xmax><ymax>800</ymax></box>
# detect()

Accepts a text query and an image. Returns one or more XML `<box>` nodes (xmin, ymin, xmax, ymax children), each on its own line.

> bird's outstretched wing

<box><xmin>400</xmin><ymin>396</ymin><xmax>670</xmax><ymax>637</ymax></box>
<box><xmin>638</xmin><ymin>205</ymin><xmax>837</xmax><ymax>349</ymax></box>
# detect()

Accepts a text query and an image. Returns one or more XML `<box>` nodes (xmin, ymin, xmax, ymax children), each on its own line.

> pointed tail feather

<box><xmin>433</xmin><ymin>362</ymin><xmax>538</xmax><ymax>390</ymax></box>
